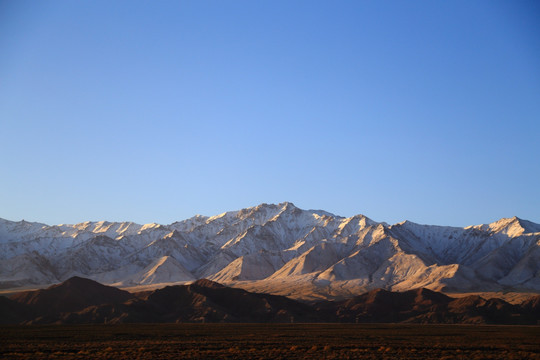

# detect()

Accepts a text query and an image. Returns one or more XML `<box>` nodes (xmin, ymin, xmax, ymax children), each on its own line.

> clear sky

<box><xmin>1</xmin><ymin>0</ymin><xmax>539</xmax><ymax>227</ymax></box>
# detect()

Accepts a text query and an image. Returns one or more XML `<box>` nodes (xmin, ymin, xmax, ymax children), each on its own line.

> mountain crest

<box><xmin>59</xmin><ymin>276</ymin><xmax>101</xmax><ymax>288</ymax></box>
<box><xmin>484</xmin><ymin>216</ymin><xmax>540</xmax><ymax>237</ymax></box>
<box><xmin>190</xmin><ymin>279</ymin><xmax>225</xmax><ymax>289</ymax></box>
<box><xmin>0</xmin><ymin>204</ymin><xmax>539</xmax><ymax>299</ymax></box>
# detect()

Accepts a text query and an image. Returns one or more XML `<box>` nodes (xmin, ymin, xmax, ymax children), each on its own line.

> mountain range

<box><xmin>1</xmin><ymin>202</ymin><xmax>539</xmax><ymax>301</ymax></box>
<box><xmin>2</xmin><ymin>277</ymin><xmax>539</xmax><ymax>325</ymax></box>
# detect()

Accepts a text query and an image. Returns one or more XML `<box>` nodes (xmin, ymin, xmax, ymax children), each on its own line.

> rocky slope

<box><xmin>1</xmin><ymin>203</ymin><xmax>539</xmax><ymax>300</ymax></box>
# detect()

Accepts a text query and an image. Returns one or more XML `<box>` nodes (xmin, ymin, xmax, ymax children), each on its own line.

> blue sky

<box><xmin>1</xmin><ymin>0</ymin><xmax>539</xmax><ymax>226</ymax></box>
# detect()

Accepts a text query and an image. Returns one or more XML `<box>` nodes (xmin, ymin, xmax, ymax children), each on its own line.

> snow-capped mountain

<box><xmin>1</xmin><ymin>203</ymin><xmax>539</xmax><ymax>300</ymax></box>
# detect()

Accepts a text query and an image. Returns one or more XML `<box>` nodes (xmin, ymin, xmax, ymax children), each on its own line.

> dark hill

<box><xmin>103</xmin><ymin>278</ymin><xmax>324</xmax><ymax>323</ymax></box>
<box><xmin>410</xmin><ymin>295</ymin><xmax>524</xmax><ymax>324</ymax></box>
<box><xmin>2</xmin><ymin>278</ymin><xmax>540</xmax><ymax>324</ymax></box>
<box><xmin>317</xmin><ymin>287</ymin><xmax>454</xmax><ymax>323</ymax></box>
<box><xmin>521</xmin><ymin>295</ymin><xmax>540</xmax><ymax>324</ymax></box>
<box><xmin>0</xmin><ymin>296</ymin><xmax>32</xmax><ymax>324</ymax></box>
<box><xmin>317</xmin><ymin>288</ymin><xmax>532</xmax><ymax>324</ymax></box>
<box><xmin>10</xmin><ymin>276</ymin><xmax>135</xmax><ymax>321</ymax></box>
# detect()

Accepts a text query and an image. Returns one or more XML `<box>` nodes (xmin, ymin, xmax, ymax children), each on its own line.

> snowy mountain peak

<box><xmin>352</xmin><ymin>214</ymin><xmax>377</xmax><ymax>227</ymax></box>
<box><xmin>280</xmin><ymin>201</ymin><xmax>297</xmax><ymax>210</ymax></box>
<box><xmin>488</xmin><ymin>216</ymin><xmax>526</xmax><ymax>237</ymax></box>
<box><xmin>497</xmin><ymin>216</ymin><xmax>540</xmax><ymax>235</ymax></box>
<box><xmin>466</xmin><ymin>216</ymin><xmax>540</xmax><ymax>238</ymax></box>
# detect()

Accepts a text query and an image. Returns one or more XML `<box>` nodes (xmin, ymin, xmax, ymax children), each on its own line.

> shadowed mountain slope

<box><xmin>2</xmin><ymin>277</ymin><xmax>540</xmax><ymax>325</ymax></box>
<box><xmin>317</xmin><ymin>288</ymin><xmax>531</xmax><ymax>324</ymax></box>
<box><xmin>0</xmin><ymin>296</ymin><xmax>32</xmax><ymax>324</ymax></box>
<box><xmin>10</xmin><ymin>276</ymin><xmax>135</xmax><ymax>320</ymax></box>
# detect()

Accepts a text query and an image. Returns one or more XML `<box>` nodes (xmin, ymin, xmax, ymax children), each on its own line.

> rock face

<box><xmin>3</xmin><ymin>277</ymin><xmax>539</xmax><ymax>325</ymax></box>
<box><xmin>0</xmin><ymin>203</ymin><xmax>539</xmax><ymax>300</ymax></box>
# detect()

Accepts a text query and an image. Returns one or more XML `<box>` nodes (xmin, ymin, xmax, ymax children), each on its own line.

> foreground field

<box><xmin>0</xmin><ymin>324</ymin><xmax>539</xmax><ymax>359</ymax></box>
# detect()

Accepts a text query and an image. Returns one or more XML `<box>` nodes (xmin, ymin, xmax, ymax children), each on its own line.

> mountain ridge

<box><xmin>1</xmin><ymin>202</ymin><xmax>539</xmax><ymax>300</ymax></box>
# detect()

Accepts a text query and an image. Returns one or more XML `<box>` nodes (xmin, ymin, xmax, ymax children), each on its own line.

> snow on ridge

<box><xmin>464</xmin><ymin>216</ymin><xmax>540</xmax><ymax>239</ymax></box>
<box><xmin>0</xmin><ymin>205</ymin><xmax>539</xmax><ymax>297</ymax></box>
<box><xmin>0</xmin><ymin>218</ymin><xmax>48</xmax><ymax>243</ymax></box>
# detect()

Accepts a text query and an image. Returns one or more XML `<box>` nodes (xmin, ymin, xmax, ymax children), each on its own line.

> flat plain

<box><xmin>1</xmin><ymin>324</ymin><xmax>539</xmax><ymax>359</ymax></box>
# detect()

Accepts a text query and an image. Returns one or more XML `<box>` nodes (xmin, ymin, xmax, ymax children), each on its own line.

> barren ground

<box><xmin>1</xmin><ymin>323</ymin><xmax>539</xmax><ymax>359</ymax></box>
